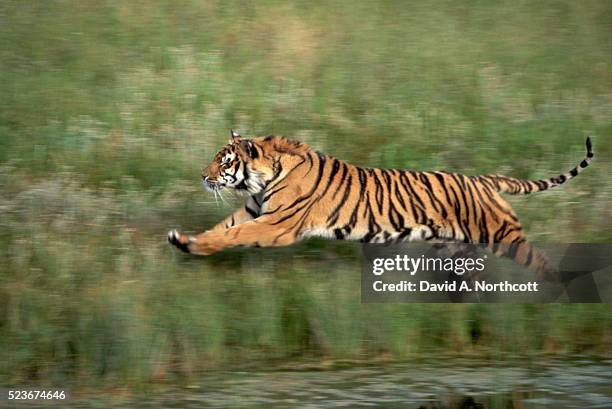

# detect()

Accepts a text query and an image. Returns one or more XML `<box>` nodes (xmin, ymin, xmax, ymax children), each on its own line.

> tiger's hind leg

<box><xmin>469</xmin><ymin>187</ymin><xmax>559</xmax><ymax>281</ymax></box>
<box><xmin>487</xmin><ymin>233</ymin><xmax>559</xmax><ymax>282</ymax></box>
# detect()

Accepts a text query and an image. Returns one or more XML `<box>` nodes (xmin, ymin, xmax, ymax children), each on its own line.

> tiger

<box><xmin>168</xmin><ymin>130</ymin><xmax>594</xmax><ymax>279</ymax></box>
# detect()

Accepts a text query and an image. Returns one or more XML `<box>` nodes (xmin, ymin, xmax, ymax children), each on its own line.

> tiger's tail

<box><xmin>483</xmin><ymin>137</ymin><xmax>593</xmax><ymax>195</ymax></box>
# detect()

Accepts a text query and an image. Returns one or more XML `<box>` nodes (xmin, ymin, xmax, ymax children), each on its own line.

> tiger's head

<box><xmin>201</xmin><ymin>130</ymin><xmax>274</xmax><ymax>195</ymax></box>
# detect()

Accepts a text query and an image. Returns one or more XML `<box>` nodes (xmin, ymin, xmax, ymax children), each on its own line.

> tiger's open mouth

<box><xmin>202</xmin><ymin>177</ymin><xmax>225</xmax><ymax>193</ymax></box>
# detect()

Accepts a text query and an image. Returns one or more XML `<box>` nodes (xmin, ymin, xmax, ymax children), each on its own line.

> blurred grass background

<box><xmin>1</xmin><ymin>0</ymin><xmax>611</xmax><ymax>388</ymax></box>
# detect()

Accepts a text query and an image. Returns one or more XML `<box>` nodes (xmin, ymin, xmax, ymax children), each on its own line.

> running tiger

<box><xmin>168</xmin><ymin>131</ymin><xmax>593</xmax><ymax>278</ymax></box>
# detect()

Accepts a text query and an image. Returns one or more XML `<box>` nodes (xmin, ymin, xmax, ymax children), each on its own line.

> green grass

<box><xmin>1</xmin><ymin>0</ymin><xmax>612</xmax><ymax>387</ymax></box>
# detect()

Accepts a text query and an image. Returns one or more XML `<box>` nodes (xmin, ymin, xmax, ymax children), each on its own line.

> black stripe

<box><xmin>396</xmin><ymin>228</ymin><xmax>412</xmax><ymax>243</ymax></box>
<box><xmin>270</xmin><ymin>199</ymin><xmax>313</xmax><ymax>226</ymax></box>
<box><xmin>479</xmin><ymin>176</ymin><xmax>496</xmax><ymax>190</ymax></box>
<box><xmin>381</xmin><ymin>168</ymin><xmax>392</xmax><ymax>188</ymax></box>
<box><xmin>479</xmin><ymin>183</ymin><xmax>519</xmax><ymax>222</ymax></box>
<box><xmin>263</xmin><ymin>185</ymin><xmax>288</xmax><ymax>203</ymax></box>
<box><xmin>449</xmin><ymin>173</ymin><xmax>471</xmax><ymax>226</ymax></box>
<box><xmin>389</xmin><ymin>202</ymin><xmax>404</xmax><ymax>231</ymax></box>
<box><xmin>245</xmin><ymin>206</ymin><xmax>258</xmax><ymax>219</ymax></box>
<box><xmin>267</xmin><ymin>158</ymin><xmax>283</xmax><ymax>184</ymax></box>
<box><xmin>478</xmin><ymin>209</ymin><xmax>489</xmax><ymax>244</ymax></box>
<box><xmin>432</xmin><ymin>172</ymin><xmax>455</xmax><ymax>221</ymax></box>
<box><xmin>522</xmin><ymin>179</ymin><xmax>532</xmax><ymax>193</ymax></box>
<box><xmin>406</xmin><ymin>171</ymin><xmax>428</xmax><ymax>209</ymax></box>
<box><xmin>535</xmin><ymin>180</ymin><xmax>548</xmax><ymax>190</ymax></box>
<box><xmin>261</xmin><ymin>204</ymin><xmax>283</xmax><ymax>215</ymax></box>
<box><xmin>361</xmin><ymin>201</ymin><xmax>382</xmax><ymax>243</ymax></box>
<box><xmin>469</xmin><ymin>178</ymin><xmax>500</xmax><ymax>224</ymax></box>
<box><xmin>266</xmin><ymin>155</ymin><xmax>307</xmax><ymax>193</ymax></box>
<box><xmin>368</xmin><ymin>168</ymin><xmax>384</xmax><ymax>214</ymax></box>
<box><xmin>332</xmin><ymin>162</ymin><xmax>349</xmax><ymax>200</ymax></box>
<box><xmin>586</xmin><ymin>137</ymin><xmax>593</xmax><ymax>156</ymax></box>
<box><xmin>493</xmin><ymin>221</ymin><xmax>509</xmax><ymax>242</ymax></box>
<box><xmin>282</xmin><ymin>152</ymin><xmax>325</xmax><ymax>212</ymax></box>
<box><xmin>462</xmin><ymin>175</ymin><xmax>479</xmax><ymax>230</ymax></box>
<box><xmin>399</xmin><ymin>171</ymin><xmax>427</xmax><ymax>223</ymax></box>
<box><xmin>399</xmin><ymin>175</ymin><xmax>424</xmax><ymax>223</ymax></box>
<box><xmin>392</xmin><ymin>179</ymin><xmax>408</xmax><ymax>211</ymax></box>
<box><xmin>419</xmin><ymin>173</ymin><xmax>445</xmax><ymax>215</ymax></box>
<box><xmin>446</xmin><ymin>180</ymin><xmax>471</xmax><ymax>242</ymax></box>
<box><xmin>338</xmin><ymin>168</ymin><xmax>367</xmax><ymax>231</ymax></box>
<box><xmin>318</xmin><ymin>158</ymin><xmax>342</xmax><ymax>199</ymax></box>
<box><xmin>246</xmin><ymin>143</ymin><xmax>259</xmax><ymax>159</ymax></box>
<box><xmin>291</xmin><ymin>200</ymin><xmax>319</xmax><ymax>235</ymax></box>
<box><xmin>334</xmin><ymin>228</ymin><xmax>344</xmax><ymax>240</ymax></box>
<box><xmin>327</xmin><ymin>175</ymin><xmax>353</xmax><ymax>227</ymax></box>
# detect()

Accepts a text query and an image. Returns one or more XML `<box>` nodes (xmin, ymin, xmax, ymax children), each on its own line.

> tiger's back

<box><xmin>301</xmin><ymin>166</ymin><xmax>520</xmax><ymax>245</ymax></box>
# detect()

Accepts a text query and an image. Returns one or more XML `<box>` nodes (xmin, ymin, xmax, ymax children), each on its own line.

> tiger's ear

<box><xmin>240</xmin><ymin>139</ymin><xmax>259</xmax><ymax>159</ymax></box>
<box><xmin>229</xmin><ymin>129</ymin><xmax>241</xmax><ymax>143</ymax></box>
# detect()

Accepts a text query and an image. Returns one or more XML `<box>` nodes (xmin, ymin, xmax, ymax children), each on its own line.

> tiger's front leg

<box><xmin>168</xmin><ymin>195</ymin><xmax>261</xmax><ymax>254</ymax></box>
<box><xmin>169</xmin><ymin>215</ymin><xmax>300</xmax><ymax>255</ymax></box>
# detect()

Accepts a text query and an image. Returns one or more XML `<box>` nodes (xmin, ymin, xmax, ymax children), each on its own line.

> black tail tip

<box><xmin>586</xmin><ymin>137</ymin><xmax>594</xmax><ymax>158</ymax></box>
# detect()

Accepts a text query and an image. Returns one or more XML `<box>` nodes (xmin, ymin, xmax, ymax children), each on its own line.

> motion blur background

<box><xmin>1</xmin><ymin>0</ymin><xmax>611</xmax><ymax>407</ymax></box>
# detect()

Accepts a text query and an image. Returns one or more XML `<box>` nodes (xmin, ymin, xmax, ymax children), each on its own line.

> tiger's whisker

<box><xmin>217</xmin><ymin>189</ymin><xmax>229</xmax><ymax>205</ymax></box>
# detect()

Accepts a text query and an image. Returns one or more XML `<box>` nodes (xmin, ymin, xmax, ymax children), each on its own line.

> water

<box><xmin>9</xmin><ymin>357</ymin><xmax>612</xmax><ymax>408</ymax></box>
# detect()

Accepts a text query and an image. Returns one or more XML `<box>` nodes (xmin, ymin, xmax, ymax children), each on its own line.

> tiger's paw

<box><xmin>167</xmin><ymin>229</ymin><xmax>191</xmax><ymax>253</ymax></box>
